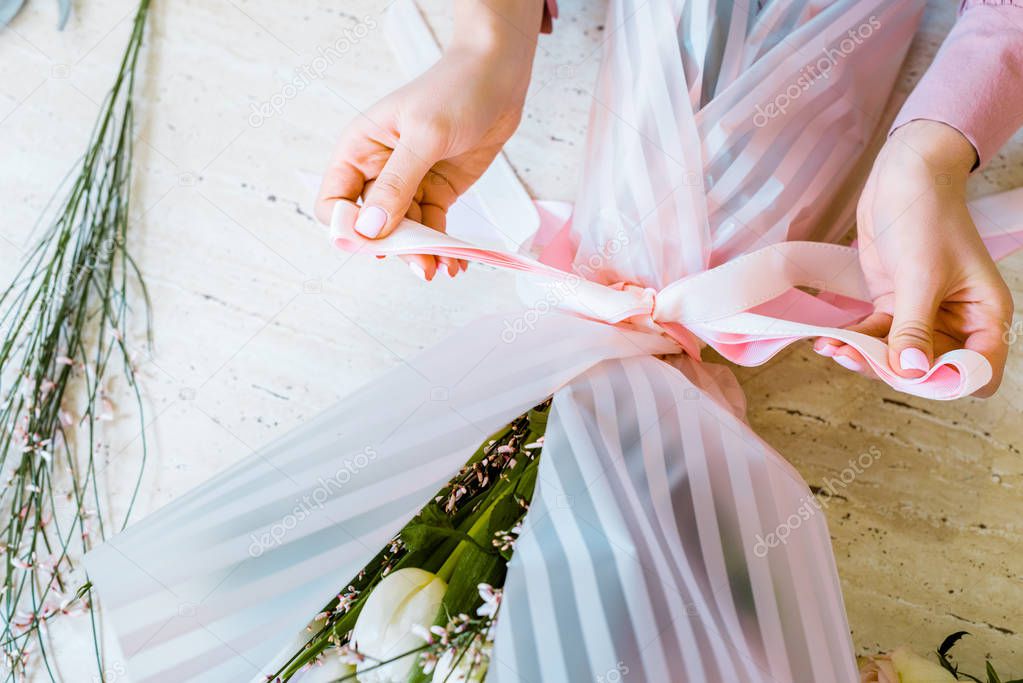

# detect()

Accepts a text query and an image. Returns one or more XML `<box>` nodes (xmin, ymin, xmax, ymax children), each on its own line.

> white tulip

<box><xmin>352</xmin><ymin>568</ymin><xmax>447</xmax><ymax>683</ymax></box>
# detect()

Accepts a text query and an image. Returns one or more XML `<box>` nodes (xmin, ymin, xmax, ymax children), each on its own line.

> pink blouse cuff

<box><xmin>891</xmin><ymin>3</ymin><xmax>1023</xmax><ymax>168</ymax></box>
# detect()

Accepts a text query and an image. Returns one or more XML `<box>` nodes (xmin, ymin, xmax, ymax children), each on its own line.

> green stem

<box><xmin>436</xmin><ymin>494</ymin><xmax>502</xmax><ymax>583</ymax></box>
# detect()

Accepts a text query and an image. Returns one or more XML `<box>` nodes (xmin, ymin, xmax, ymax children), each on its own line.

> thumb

<box><xmin>356</xmin><ymin>142</ymin><xmax>437</xmax><ymax>239</ymax></box>
<box><xmin>887</xmin><ymin>274</ymin><xmax>942</xmax><ymax>377</ymax></box>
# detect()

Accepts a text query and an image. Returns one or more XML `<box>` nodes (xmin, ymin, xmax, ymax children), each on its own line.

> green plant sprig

<box><xmin>0</xmin><ymin>1</ymin><xmax>152</xmax><ymax>680</ymax></box>
<box><xmin>271</xmin><ymin>402</ymin><xmax>549</xmax><ymax>682</ymax></box>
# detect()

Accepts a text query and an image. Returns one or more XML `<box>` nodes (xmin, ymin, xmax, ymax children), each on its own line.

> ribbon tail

<box><xmin>493</xmin><ymin>356</ymin><xmax>858</xmax><ymax>683</ymax></box>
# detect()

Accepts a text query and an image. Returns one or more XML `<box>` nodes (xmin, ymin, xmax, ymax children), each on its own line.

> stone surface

<box><xmin>0</xmin><ymin>0</ymin><xmax>1020</xmax><ymax>680</ymax></box>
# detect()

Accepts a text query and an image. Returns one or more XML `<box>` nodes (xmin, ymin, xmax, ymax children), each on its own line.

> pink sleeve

<box><xmin>890</xmin><ymin>1</ymin><xmax>1023</xmax><ymax>168</ymax></box>
<box><xmin>541</xmin><ymin>0</ymin><xmax>558</xmax><ymax>34</ymax></box>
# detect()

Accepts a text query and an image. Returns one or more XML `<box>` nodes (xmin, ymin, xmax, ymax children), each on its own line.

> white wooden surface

<box><xmin>1</xmin><ymin>0</ymin><xmax>1020</xmax><ymax>679</ymax></box>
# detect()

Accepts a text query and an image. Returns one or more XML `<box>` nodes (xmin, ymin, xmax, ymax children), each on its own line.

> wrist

<box><xmin>884</xmin><ymin>120</ymin><xmax>977</xmax><ymax>182</ymax></box>
<box><xmin>450</xmin><ymin>0</ymin><xmax>542</xmax><ymax>62</ymax></box>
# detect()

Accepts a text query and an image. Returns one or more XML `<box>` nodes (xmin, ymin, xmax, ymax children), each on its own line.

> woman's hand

<box><xmin>315</xmin><ymin>2</ymin><xmax>543</xmax><ymax>280</ymax></box>
<box><xmin>814</xmin><ymin>120</ymin><xmax>1014</xmax><ymax>397</ymax></box>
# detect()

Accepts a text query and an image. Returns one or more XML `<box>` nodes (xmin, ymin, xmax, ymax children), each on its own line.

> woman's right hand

<box><xmin>315</xmin><ymin>13</ymin><xmax>541</xmax><ymax>280</ymax></box>
<box><xmin>814</xmin><ymin>120</ymin><xmax>1014</xmax><ymax>396</ymax></box>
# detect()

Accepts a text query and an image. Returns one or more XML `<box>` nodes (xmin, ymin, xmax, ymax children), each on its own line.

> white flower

<box><xmin>431</xmin><ymin>644</ymin><xmax>491</xmax><ymax>683</ymax></box>
<box><xmin>351</xmin><ymin>567</ymin><xmax>447</xmax><ymax>683</ymax></box>
<box><xmin>476</xmin><ymin>584</ymin><xmax>501</xmax><ymax>618</ymax></box>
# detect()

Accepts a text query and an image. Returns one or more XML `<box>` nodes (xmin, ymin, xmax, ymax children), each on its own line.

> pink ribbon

<box><xmin>333</xmin><ymin>200</ymin><xmax>1023</xmax><ymax>401</ymax></box>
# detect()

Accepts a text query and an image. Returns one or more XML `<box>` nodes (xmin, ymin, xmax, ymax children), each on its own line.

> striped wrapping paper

<box><xmin>84</xmin><ymin>0</ymin><xmax>1023</xmax><ymax>681</ymax></box>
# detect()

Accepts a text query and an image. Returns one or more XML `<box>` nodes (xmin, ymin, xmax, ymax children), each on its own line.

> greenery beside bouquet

<box><xmin>269</xmin><ymin>402</ymin><xmax>551</xmax><ymax>683</ymax></box>
<box><xmin>859</xmin><ymin>632</ymin><xmax>1022</xmax><ymax>683</ymax></box>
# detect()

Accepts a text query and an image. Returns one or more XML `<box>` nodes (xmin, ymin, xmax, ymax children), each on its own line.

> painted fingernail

<box><xmin>329</xmin><ymin>202</ymin><xmax>345</xmax><ymax>241</ymax></box>
<box><xmin>409</xmin><ymin>262</ymin><xmax>427</xmax><ymax>281</ymax></box>
<box><xmin>447</xmin><ymin>261</ymin><xmax>458</xmax><ymax>277</ymax></box>
<box><xmin>355</xmin><ymin>206</ymin><xmax>387</xmax><ymax>238</ymax></box>
<box><xmin>815</xmin><ymin>344</ymin><xmax>837</xmax><ymax>357</ymax></box>
<box><xmin>899</xmin><ymin>347</ymin><xmax>930</xmax><ymax>372</ymax></box>
<box><xmin>834</xmin><ymin>356</ymin><xmax>861</xmax><ymax>372</ymax></box>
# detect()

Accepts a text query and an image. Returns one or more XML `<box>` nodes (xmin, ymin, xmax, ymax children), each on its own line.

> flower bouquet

<box><xmin>270</xmin><ymin>403</ymin><xmax>550</xmax><ymax>683</ymax></box>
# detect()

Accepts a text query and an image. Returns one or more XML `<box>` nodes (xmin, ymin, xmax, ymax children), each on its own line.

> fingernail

<box><xmin>355</xmin><ymin>206</ymin><xmax>387</xmax><ymax>238</ymax></box>
<box><xmin>447</xmin><ymin>261</ymin><xmax>458</xmax><ymax>277</ymax></box>
<box><xmin>459</xmin><ymin>261</ymin><xmax>468</xmax><ymax>272</ymax></box>
<box><xmin>815</xmin><ymin>344</ymin><xmax>837</xmax><ymax>357</ymax></box>
<box><xmin>834</xmin><ymin>356</ymin><xmax>861</xmax><ymax>372</ymax></box>
<box><xmin>409</xmin><ymin>262</ymin><xmax>427</xmax><ymax>281</ymax></box>
<box><xmin>329</xmin><ymin>202</ymin><xmax>345</xmax><ymax>240</ymax></box>
<box><xmin>899</xmin><ymin>347</ymin><xmax>930</xmax><ymax>372</ymax></box>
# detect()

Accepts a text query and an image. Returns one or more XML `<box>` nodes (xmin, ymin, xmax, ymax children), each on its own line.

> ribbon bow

<box><xmin>332</xmin><ymin>216</ymin><xmax>1006</xmax><ymax>401</ymax></box>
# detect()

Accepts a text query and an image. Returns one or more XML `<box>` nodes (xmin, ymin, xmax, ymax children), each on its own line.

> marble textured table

<box><xmin>1</xmin><ymin>0</ymin><xmax>1020</xmax><ymax>679</ymax></box>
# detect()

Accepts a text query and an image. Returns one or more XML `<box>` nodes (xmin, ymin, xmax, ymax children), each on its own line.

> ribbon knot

<box><xmin>607</xmin><ymin>281</ymin><xmax>703</xmax><ymax>359</ymax></box>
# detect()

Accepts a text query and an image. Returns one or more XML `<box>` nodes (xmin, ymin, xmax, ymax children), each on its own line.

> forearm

<box><xmin>451</xmin><ymin>0</ymin><xmax>546</xmax><ymax>60</ymax></box>
<box><xmin>445</xmin><ymin>0</ymin><xmax>546</xmax><ymax>104</ymax></box>
<box><xmin>890</xmin><ymin>3</ymin><xmax>1023</xmax><ymax>169</ymax></box>
<box><xmin>881</xmin><ymin>119</ymin><xmax>976</xmax><ymax>191</ymax></box>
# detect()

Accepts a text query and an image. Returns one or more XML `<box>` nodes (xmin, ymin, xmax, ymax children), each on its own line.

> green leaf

<box><xmin>402</xmin><ymin>523</ymin><xmax>492</xmax><ymax>555</ymax></box>
<box><xmin>939</xmin><ymin>631</ymin><xmax>971</xmax><ymax>657</ymax></box>
<box><xmin>487</xmin><ymin>491</ymin><xmax>524</xmax><ymax>539</ymax></box>
<box><xmin>420</xmin><ymin>504</ymin><xmax>453</xmax><ymax>527</ymax></box>
<box><xmin>527</xmin><ymin>403</ymin><xmax>550</xmax><ymax>436</ymax></box>
<box><xmin>988</xmin><ymin>661</ymin><xmax>1003</xmax><ymax>683</ymax></box>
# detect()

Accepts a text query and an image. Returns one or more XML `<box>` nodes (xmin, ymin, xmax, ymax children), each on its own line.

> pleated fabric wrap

<box><xmin>84</xmin><ymin>1</ymin><xmax>1023</xmax><ymax>681</ymax></box>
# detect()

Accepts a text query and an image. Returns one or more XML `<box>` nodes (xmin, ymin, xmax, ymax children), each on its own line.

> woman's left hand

<box><xmin>814</xmin><ymin>120</ymin><xmax>1014</xmax><ymax>397</ymax></box>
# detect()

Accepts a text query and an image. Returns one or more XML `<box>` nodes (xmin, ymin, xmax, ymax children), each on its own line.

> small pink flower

<box><xmin>98</xmin><ymin>396</ymin><xmax>115</xmax><ymax>421</ymax></box>
<box><xmin>336</xmin><ymin>645</ymin><xmax>365</xmax><ymax>665</ymax></box>
<box><xmin>476</xmin><ymin>584</ymin><xmax>501</xmax><ymax>618</ymax></box>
